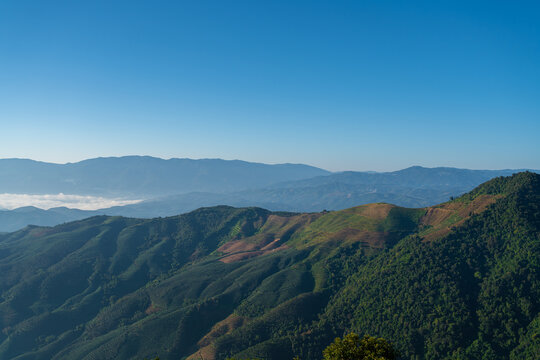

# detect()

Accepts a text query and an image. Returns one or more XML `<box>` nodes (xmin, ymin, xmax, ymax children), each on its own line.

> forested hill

<box><xmin>0</xmin><ymin>172</ymin><xmax>538</xmax><ymax>359</ymax></box>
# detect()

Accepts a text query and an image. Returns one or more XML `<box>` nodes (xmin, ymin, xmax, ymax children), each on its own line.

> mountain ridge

<box><xmin>0</xmin><ymin>156</ymin><xmax>330</xmax><ymax>197</ymax></box>
<box><xmin>0</xmin><ymin>172</ymin><xmax>537</xmax><ymax>359</ymax></box>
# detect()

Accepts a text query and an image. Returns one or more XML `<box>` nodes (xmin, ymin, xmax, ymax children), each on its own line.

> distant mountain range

<box><xmin>0</xmin><ymin>156</ymin><xmax>329</xmax><ymax>197</ymax></box>
<box><xmin>0</xmin><ymin>157</ymin><xmax>537</xmax><ymax>232</ymax></box>
<box><xmin>0</xmin><ymin>172</ymin><xmax>537</xmax><ymax>359</ymax></box>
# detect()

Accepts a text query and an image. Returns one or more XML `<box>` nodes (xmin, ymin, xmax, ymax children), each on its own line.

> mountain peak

<box><xmin>466</xmin><ymin>171</ymin><xmax>539</xmax><ymax>198</ymax></box>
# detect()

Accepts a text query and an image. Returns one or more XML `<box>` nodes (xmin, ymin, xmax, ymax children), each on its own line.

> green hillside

<box><xmin>0</xmin><ymin>172</ymin><xmax>538</xmax><ymax>359</ymax></box>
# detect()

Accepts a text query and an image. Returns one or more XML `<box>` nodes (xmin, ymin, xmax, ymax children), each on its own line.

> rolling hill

<box><xmin>0</xmin><ymin>172</ymin><xmax>537</xmax><ymax>359</ymax></box>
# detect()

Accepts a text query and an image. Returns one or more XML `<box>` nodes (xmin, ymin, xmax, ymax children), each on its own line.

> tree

<box><xmin>323</xmin><ymin>333</ymin><xmax>399</xmax><ymax>360</ymax></box>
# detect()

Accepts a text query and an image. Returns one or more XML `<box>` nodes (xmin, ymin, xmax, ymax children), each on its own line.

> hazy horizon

<box><xmin>0</xmin><ymin>157</ymin><xmax>536</xmax><ymax>211</ymax></box>
<box><xmin>1</xmin><ymin>1</ymin><xmax>539</xmax><ymax>171</ymax></box>
<box><xmin>1</xmin><ymin>155</ymin><xmax>538</xmax><ymax>174</ymax></box>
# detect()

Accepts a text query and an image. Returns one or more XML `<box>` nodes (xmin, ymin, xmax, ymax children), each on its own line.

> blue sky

<box><xmin>0</xmin><ymin>0</ymin><xmax>538</xmax><ymax>171</ymax></box>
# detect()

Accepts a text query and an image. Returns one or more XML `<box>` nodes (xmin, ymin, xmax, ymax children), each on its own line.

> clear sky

<box><xmin>0</xmin><ymin>0</ymin><xmax>538</xmax><ymax>171</ymax></box>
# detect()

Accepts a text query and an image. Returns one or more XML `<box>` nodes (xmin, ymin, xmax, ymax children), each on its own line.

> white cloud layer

<box><xmin>0</xmin><ymin>193</ymin><xmax>142</xmax><ymax>210</ymax></box>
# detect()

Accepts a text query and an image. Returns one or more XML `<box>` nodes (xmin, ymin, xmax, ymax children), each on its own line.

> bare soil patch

<box><xmin>187</xmin><ymin>314</ymin><xmax>248</xmax><ymax>360</ymax></box>
<box><xmin>421</xmin><ymin>195</ymin><xmax>499</xmax><ymax>241</ymax></box>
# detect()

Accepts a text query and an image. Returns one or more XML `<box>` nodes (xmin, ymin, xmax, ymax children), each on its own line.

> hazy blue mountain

<box><xmin>0</xmin><ymin>166</ymin><xmax>537</xmax><ymax>232</ymax></box>
<box><xmin>0</xmin><ymin>207</ymin><xmax>96</xmax><ymax>232</ymax></box>
<box><xmin>106</xmin><ymin>167</ymin><xmax>534</xmax><ymax>216</ymax></box>
<box><xmin>0</xmin><ymin>156</ymin><xmax>330</xmax><ymax>197</ymax></box>
<box><xmin>235</xmin><ymin>166</ymin><xmax>533</xmax><ymax>211</ymax></box>
<box><xmin>265</xmin><ymin>166</ymin><xmax>527</xmax><ymax>189</ymax></box>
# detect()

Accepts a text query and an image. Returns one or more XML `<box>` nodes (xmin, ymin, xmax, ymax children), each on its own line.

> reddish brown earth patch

<box><xmin>187</xmin><ymin>314</ymin><xmax>248</xmax><ymax>360</ymax></box>
<box><xmin>421</xmin><ymin>207</ymin><xmax>454</xmax><ymax>227</ymax></box>
<box><xmin>216</xmin><ymin>213</ymin><xmax>322</xmax><ymax>263</ymax></box>
<box><xmin>218</xmin><ymin>239</ymin><xmax>261</xmax><ymax>254</ymax></box>
<box><xmin>260</xmin><ymin>237</ymin><xmax>283</xmax><ymax>251</ymax></box>
<box><xmin>186</xmin><ymin>345</ymin><xmax>216</xmax><ymax>360</ymax></box>
<box><xmin>219</xmin><ymin>244</ymin><xmax>289</xmax><ymax>263</ymax></box>
<box><xmin>144</xmin><ymin>303</ymin><xmax>160</xmax><ymax>315</ymax></box>
<box><xmin>217</xmin><ymin>233</ymin><xmax>289</xmax><ymax>263</ymax></box>
<box><xmin>420</xmin><ymin>195</ymin><xmax>499</xmax><ymax>241</ymax></box>
<box><xmin>219</xmin><ymin>250</ymin><xmax>264</xmax><ymax>263</ymax></box>
<box><xmin>198</xmin><ymin>313</ymin><xmax>246</xmax><ymax>346</ymax></box>
<box><xmin>217</xmin><ymin>232</ymin><xmax>279</xmax><ymax>263</ymax></box>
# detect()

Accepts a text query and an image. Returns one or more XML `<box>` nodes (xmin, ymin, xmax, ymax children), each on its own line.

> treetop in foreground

<box><xmin>323</xmin><ymin>333</ymin><xmax>399</xmax><ymax>360</ymax></box>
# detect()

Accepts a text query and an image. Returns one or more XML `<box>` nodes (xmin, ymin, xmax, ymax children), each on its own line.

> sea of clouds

<box><xmin>0</xmin><ymin>193</ymin><xmax>142</xmax><ymax>210</ymax></box>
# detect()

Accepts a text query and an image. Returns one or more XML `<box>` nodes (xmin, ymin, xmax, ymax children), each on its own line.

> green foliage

<box><xmin>0</xmin><ymin>173</ymin><xmax>537</xmax><ymax>359</ymax></box>
<box><xmin>322</xmin><ymin>333</ymin><xmax>399</xmax><ymax>360</ymax></box>
<box><xmin>321</xmin><ymin>172</ymin><xmax>540</xmax><ymax>359</ymax></box>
